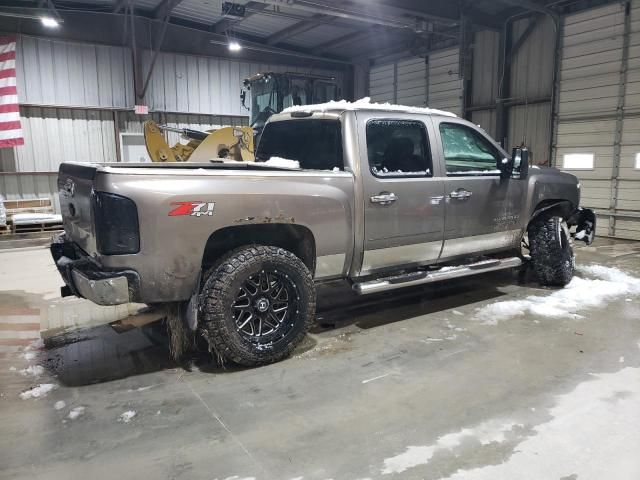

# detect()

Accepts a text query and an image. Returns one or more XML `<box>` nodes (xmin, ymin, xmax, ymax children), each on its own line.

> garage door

<box><xmin>428</xmin><ymin>48</ymin><xmax>463</xmax><ymax>116</ymax></box>
<box><xmin>554</xmin><ymin>2</ymin><xmax>640</xmax><ymax>239</ymax></box>
<box><xmin>369</xmin><ymin>57</ymin><xmax>427</xmax><ymax>107</ymax></box>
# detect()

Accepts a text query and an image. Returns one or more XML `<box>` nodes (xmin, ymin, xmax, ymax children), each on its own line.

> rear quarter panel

<box><xmin>94</xmin><ymin>168</ymin><xmax>355</xmax><ymax>303</ymax></box>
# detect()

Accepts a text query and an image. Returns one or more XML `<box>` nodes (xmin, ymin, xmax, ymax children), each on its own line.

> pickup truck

<box><xmin>51</xmin><ymin>101</ymin><xmax>596</xmax><ymax>366</ymax></box>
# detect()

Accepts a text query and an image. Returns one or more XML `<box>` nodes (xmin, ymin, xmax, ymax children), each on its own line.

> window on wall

<box><xmin>366</xmin><ymin>120</ymin><xmax>432</xmax><ymax>177</ymax></box>
<box><xmin>563</xmin><ymin>153</ymin><xmax>594</xmax><ymax>170</ymax></box>
<box><xmin>635</xmin><ymin>153</ymin><xmax>640</xmax><ymax>169</ymax></box>
<box><xmin>439</xmin><ymin>123</ymin><xmax>502</xmax><ymax>175</ymax></box>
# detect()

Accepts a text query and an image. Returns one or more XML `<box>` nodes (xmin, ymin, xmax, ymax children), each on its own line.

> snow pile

<box><xmin>68</xmin><ymin>406</ymin><xmax>86</xmax><ymax>420</ymax></box>
<box><xmin>118</xmin><ymin>410</ymin><xmax>136</xmax><ymax>423</ymax></box>
<box><xmin>381</xmin><ymin>419</ymin><xmax>522</xmax><ymax>474</ymax></box>
<box><xmin>20</xmin><ymin>365</ymin><xmax>44</xmax><ymax>377</ymax></box>
<box><xmin>23</xmin><ymin>351</ymin><xmax>37</xmax><ymax>361</ymax></box>
<box><xmin>263</xmin><ymin>157</ymin><xmax>300</xmax><ymax>169</ymax></box>
<box><xmin>19</xmin><ymin>383</ymin><xmax>58</xmax><ymax>400</ymax></box>
<box><xmin>440</xmin><ymin>367</ymin><xmax>640</xmax><ymax>480</ymax></box>
<box><xmin>476</xmin><ymin>265</ymin><xmax>640</xmax><ymax>324</ymax></box>
<box><xmin>54</xmin><ymin>400</ymin><xmax>66</xmax><ymax>410</ymax></box>
<box><xmin>283</xmin><ymin>97</ymin><xmax>457</xmax><ymax>118</ymax></box>
<box><xmin>25</xmin><ymin>338</ymin><xmax>44</xmax><ymax>351</ymax></box>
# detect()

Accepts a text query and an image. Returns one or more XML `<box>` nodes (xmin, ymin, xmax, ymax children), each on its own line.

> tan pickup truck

<box><xmin>51</xmin><ymin>102</ymin><xmax>596</xmax><ymax>366</ymax></box>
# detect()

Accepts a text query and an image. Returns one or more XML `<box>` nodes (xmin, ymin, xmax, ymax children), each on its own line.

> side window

<box><xmin>439</xmin><ymin>123</ymin><xmax>503</xmax><ymax>176</ymax></box>
<box><xmin>366</xmin><ymin>120</ymin><xmax>432</xmax><ymax>177</ymax></box>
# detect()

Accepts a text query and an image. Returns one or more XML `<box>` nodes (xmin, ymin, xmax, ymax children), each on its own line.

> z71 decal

<box><xmin>169</xmin><ymin>202</ymin><xmax>215</xmax><ymax>217</ymax></box>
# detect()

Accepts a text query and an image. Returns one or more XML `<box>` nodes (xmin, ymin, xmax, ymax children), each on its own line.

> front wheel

<box><xmin>199</xmin><ymin>245</ymin><xmax>316</xmax><ymax>367</ymax></box>
<box><xmin>528</xmin><ymin>215</ymin><xmax>575</xmax><ymax>286</ymax></box>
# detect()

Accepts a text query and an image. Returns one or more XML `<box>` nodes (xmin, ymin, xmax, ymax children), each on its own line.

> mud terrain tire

<box><xmin>528</xmin><ymin>215</ymin><xmax>575</xmax><ymax>287</ymax></box>
<box><xmin>200</xmin><ymin>245</ymin><xmax>315</xmax><ymax>367</ymax></box>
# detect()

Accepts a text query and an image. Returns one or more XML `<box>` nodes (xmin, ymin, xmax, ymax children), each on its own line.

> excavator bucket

<box><xmin>188</xmin><ymin>126</ymin><xmax>254</xmax><ymax>162</ymax></box>
<box><xmin>143</xmin><ymin>120</ymin><xmax>254</xmax><ymax>163</ymax></box>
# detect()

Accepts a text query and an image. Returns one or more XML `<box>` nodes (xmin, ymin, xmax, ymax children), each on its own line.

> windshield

<box><xmin>251</xmin><ymin>77</ymin><xmax>280</xmax><ymax>129</ymax></box>
<box><xmin>256</xmin><ymin>119</ymin><xmax>343</xmax><ymax>170</ymax></box>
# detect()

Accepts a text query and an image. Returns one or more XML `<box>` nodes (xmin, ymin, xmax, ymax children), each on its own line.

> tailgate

<box><xmin>57</xmin><ymin>163</ymin><xmax>98</xmax><ymax>255</ymax></box>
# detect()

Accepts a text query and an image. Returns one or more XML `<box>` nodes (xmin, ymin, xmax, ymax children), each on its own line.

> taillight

<box><xmin>93</xmin><ymin>192</ymin><xmax>140</xmax><ymax>255</ymax></box>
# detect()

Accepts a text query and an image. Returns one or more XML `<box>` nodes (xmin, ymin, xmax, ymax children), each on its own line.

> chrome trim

<box><xmin>354</xmin><ymin>257</ymin><xmax>523</xmax><ymax>295</ymax></box>
<box><xmin>71</xmin><ymin>269</ymin><xmax>130</xmax><ymax>306</ymax></box>
<box><xmin>440</xmin><ymin>229</ymin><xmax>522</xmax><ymax>259</ymax></box>
<box><xmin>361</xmin><ymin>240</ymin><xmax>443</xmax><ymax>273</ymax></box>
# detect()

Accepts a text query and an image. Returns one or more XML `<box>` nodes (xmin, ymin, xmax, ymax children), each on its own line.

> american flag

<box><xmin>0</xmin><ymin>35</ymin><xmax>23</xmax><ymax>148</ymax></box>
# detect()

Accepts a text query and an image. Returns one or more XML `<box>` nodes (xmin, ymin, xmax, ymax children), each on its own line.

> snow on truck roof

<box><xmin>281</xmin><ymin>97</ymin><xmax>457</xmax><ymax>117</ymax></box>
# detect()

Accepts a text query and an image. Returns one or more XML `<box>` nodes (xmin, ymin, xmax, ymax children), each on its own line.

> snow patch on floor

<box><xmin>20</xmin><ymin>365</ymin><xmax>44</xmax><ymax>377</ymax></box>
<box><xmin>54</xmin><ymin>400</ymin><xmax>66</xmax><ymax>410</ymax></box>
<box><xmin>19</xmin><ymin>383</ymin><xmax>57</xmax><ymax>400</ymax></box>
<box><xmin>118</xmin><ymin>410</ymin><xmax>136</xmax><ymax>423</ymax></box>
<box><xmin>475</xmin><ymin>265</ymin><xmax>640</xmax><ymax>324</ymax></box>
<box><xmin>68</xmin><ymin>406</ymin><xmax>85</xmax><ymax>420</ymax></box>
<box><xmin>440</xmin><ymin>367</ymin><xmax>640</xmax><ymax>480</ymax></box>
<box><xmin>23</xmin><ymin>351</ymin><xmax>36</xmax><ymax>361</ymax></box>
<box><xmin>381</xmin><ymin>420</ymin><xmax>522</xmax><ymax>474</ymax></box>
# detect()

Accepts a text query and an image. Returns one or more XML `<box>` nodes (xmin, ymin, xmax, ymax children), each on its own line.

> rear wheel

<box><xmin>528</xmin><ymin>215</ymin><xmax>575</xmax><ymax>286</ymax></box>
<box><xmin>200</xmin><ymin>245</ymin><xmax>315</xmax><ymax>366</ymax></box>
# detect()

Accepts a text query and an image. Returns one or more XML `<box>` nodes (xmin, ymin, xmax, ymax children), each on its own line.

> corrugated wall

<box><xmin>507</xmin><ymin>15</ymin><xmax>555</xmax><ymax>164</ymax></box>
<box><xmin>1</xmin><ymin>35</ymin><xmax>342</xmax><ymax>213</ymax></box>
<box><xmin>471</xmin><ymin>30</ymin><xmax>499</xmax><ymax>140</ymax></box>
<box><xmin>554</xmin><ymin>2</ymin><xmax>640</xmax><ymax>239</ymax></box>
<box><xmin>143</xmin><ymin>51</ymin><xmax>343</xmax><ymax>116</ymax></box>
<box><xmin>368</xmin><ymin>57</ymin><xmax>428</xmax><ymax>107</ymax></box>
<box><xmin>16</xmin><ymin>36</ymin><xmax>135</xmax><ymax>108</ymax></box>
<box><xmin>428</xmin><ymin>48</ymin><xmax>463</xmax><ymax>116</ymax></box>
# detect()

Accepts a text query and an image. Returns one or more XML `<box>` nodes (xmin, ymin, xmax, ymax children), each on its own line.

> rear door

<box><xmin>358</xmin><ymin>113</ymin><xmax>445</xmax><ymax>275</ymax></box>
<box><xmin>431</xmin><ymin>118</ymin><xmax>525</xmax><ymax>259</ymax></box>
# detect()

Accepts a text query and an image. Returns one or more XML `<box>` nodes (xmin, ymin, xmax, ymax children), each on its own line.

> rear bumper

<box><xmin>51</xmin><ymin>233</ymin><xmax>140</xmax><ymax>306</ymax></box>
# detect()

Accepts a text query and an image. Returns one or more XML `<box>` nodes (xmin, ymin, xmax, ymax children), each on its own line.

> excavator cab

<box><xmin>242</xmin><ymin>72</ymin><xmax>340</xmax><ymax>133</ymax></box>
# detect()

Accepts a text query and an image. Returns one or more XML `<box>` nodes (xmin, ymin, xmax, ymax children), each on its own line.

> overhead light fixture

<box><xmin>228</xmin><ymin>41</ymin><xmax>242</xmax><ymax>52</ymax></box>
<box><xmin>40</xmin><ymin>16</ymin><xmax>59</xmax><ymax>28</ymax></box>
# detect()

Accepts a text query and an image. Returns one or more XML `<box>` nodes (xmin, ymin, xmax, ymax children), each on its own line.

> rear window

<box><xmin>256</xmin><ymin>120</ymin><xmax>343</xmax><ymax>170</ymax></box>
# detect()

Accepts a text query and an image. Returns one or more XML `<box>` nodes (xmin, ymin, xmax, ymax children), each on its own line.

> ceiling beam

<box><xmin>211</xmin><ymin>1</ymin><xmax>269</xmax><ymax>34</ymax></box>
<box><xmin>153</xmin><ymin>0</ymin><xmax>184</xmax><ymax>20</ymax></box>
<box><xmin>266</xmin><ymin>13</ymin><xmax>329</xmax><ymax>45</ymax></box>
<box><xmin>494</xmin><ymin>0</ymin><xmax>558</xmax><ymax>20</ymax></box>
<box><xmin>311</xmin><ymin>29</ymin><xmax>373</xmax><ymax>55</ymax></box>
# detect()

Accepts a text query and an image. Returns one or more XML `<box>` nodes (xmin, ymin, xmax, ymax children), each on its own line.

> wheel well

<box><xmin>528</xmin><ymin>199</ymin><xmax>575</xmax><ymax>229</ymax></box>
<box><xmin>202</xmin><ymin>224</ymin><xmax>316</xmax><ymax>273</ymax></box>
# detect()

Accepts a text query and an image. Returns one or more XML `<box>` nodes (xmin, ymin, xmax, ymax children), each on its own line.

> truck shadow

<box><xmin>40</xmin><ymin>268</ymin><xmax>530</xmax><ymax>386</ymax></box>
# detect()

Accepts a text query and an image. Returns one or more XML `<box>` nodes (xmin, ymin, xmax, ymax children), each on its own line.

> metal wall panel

<box><xmin>396</xmin><ymin>57</ymin><xmax>427</xmax><ymax>107</ymax></box>
<box><xmin>143</xmin><ymin>51</ymin><xmax>343</xmax><ymax>116</ymax></box>
<box><xmin>471</xmin><ymin>109</ymin><xmax>497</xmax><ymax>139</ymax></box>
<box><xmin>511</xmin><ymin>16</ymin><xmax>555</xmax><ymax>99</ymax></box>
<box><xmin>369</xmin><ymin>63</ymin><xmax>395</xmax><ymax>103</ymax></box>
<box><xmin>508</xmin><ymin>103</ymin><xmax>552</xmax><ymax>165</ymax></box>
<box><xmin>472</xmin><ymin>30</ymin><xmax>499</xmax><ymax>106</ymax></box>
<box><xmin>428</xmin><ymin>48</ymin><xmax>462</xmax><ymax>116</ymax></box>
<box><xmin>0</xmin><ymin>106</ymin><xmax>116</xmax><ymax>173</ymax></box>
<box><xmin>0</xmin><ymin>174</ymin><xmax>60</xmax><ymax>213</ymax></box>
<box><xmin>555</xmin><ymin>2</ymin><xmax>640</xmax><ymax>239</ymax></box>
<box><xmin>16</xmin><ymin>35</ymin><xmax>135</xmax><ymax>108</ymax></box>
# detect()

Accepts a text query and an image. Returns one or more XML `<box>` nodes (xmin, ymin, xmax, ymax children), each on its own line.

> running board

<box><xmin>353</xmin><ymin>257</ymin><xmax>523</xmax><ymax>295</ymax></box>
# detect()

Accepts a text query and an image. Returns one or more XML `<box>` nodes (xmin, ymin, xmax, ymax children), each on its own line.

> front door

<box><xmin>431</xmin><ymin>119</ymin><xmax>526</xmax><ymax>260</ymax></box>
<box><xmin>358</xmin><ymin>114</ymin><xmax>446</xmax><ymax>275</ymax></box>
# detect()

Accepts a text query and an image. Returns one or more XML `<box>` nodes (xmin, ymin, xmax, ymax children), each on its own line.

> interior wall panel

<box><xmin>428</xmin><ymin>48</ymin><xmax>463</xmax><ymax>116</ymax></box>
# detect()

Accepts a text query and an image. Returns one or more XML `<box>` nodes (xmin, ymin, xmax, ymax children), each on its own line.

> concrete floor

<box><xmin>1</xmin><ymin>239</ymin><xmax>639</xmax><ymax>480</ymax></box>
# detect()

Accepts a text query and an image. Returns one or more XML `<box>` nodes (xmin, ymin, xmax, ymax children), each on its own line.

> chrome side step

<box><xmin>353</xmin><ymin>257</ymin><xmax>523</xmax><ymax>295</ymax></box>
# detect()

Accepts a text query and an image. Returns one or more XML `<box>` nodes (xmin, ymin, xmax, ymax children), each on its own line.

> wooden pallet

<box><xmin>12</xmin><ymin>222</ymin><xmax>63</xmax><ymax>234</ymax></box>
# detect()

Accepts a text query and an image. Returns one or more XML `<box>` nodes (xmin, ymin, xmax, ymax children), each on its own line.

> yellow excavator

<box><xmin>144</xmin><ymin>71</ymin><xmax>339</xmax><ymax>163</ymax></box>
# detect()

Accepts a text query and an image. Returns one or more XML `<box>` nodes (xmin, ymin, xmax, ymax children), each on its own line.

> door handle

<box><xmin>370</xmin><ymin>192</ymin><xmax>398</xmax><ymax>205</ymax></box>
<box><xmin>449</xmin><ymin>189</ymin><xmax>472</xmax><ymax>200</ymax></box>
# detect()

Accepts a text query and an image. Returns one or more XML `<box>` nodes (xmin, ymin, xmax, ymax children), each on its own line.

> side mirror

<box><xmin>512</xmin><ymin>146</ymin><xmax>529</xmax><ymax>180</ymax></box>
<box><xmin>499</xmin><ymin>155</ymin><xmax>514</xmax><ymax>180</ymax></box>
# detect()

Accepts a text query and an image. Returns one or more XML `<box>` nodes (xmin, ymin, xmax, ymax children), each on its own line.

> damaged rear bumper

<box><xmin>50</xmin><ymin>233</ymin><xmax>140</xmax><ymax>306</ymax></box>
<box><xmin>569</xmin><ymin>207</ymin><xmax>596</xmax><ymax>245</ymax></box>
